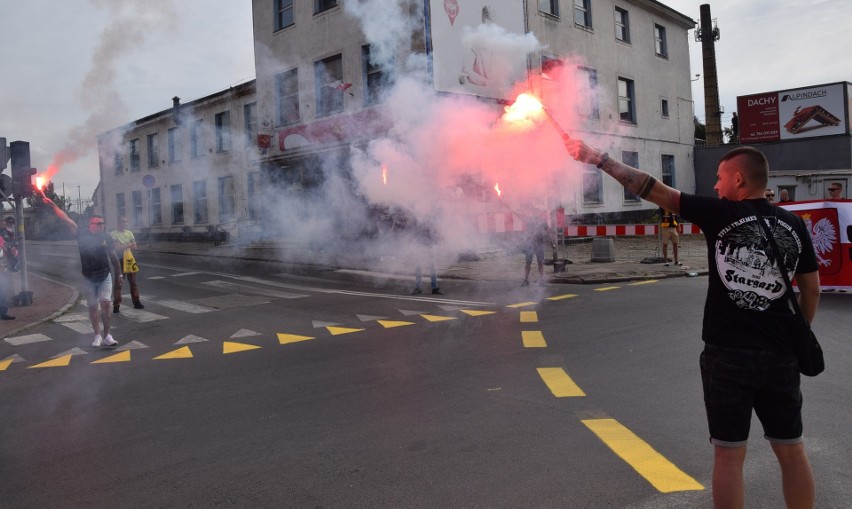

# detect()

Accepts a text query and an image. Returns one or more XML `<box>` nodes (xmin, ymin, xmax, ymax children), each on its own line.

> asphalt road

<box><xmin>2</xmin><ymin>248</ymin><xmax>850</xmax><ymax>508</ymax></box>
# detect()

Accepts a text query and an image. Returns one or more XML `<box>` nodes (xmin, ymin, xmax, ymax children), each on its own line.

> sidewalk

<box><xmin>2</xmin><ymin>235</ymin><xmax>708</xmax><ymax>338</ymax></box>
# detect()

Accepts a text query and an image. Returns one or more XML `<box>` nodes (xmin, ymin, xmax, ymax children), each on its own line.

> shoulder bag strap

<box><xmin>753</xmin><ymin>207</ymin><xmax>804</xmax><ymax>317</ymax></box>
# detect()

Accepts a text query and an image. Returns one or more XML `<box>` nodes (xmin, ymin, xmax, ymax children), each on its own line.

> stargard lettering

<box><xmin>724</xmin><ymin>270</ymin><xmax>784</xmax><ymax>293</ymax></box>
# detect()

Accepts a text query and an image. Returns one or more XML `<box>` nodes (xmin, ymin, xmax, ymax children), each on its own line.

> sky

<box><xmin>1</xmin><ymin>0</ymin><xmax>850</xmax><ymax>203</ymax></box>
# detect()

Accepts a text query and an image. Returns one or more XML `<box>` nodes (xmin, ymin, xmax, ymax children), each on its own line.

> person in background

<box><xmin>111</xmin><ymin>216</ymin><xmax>144</xmax><ymax>313</ymax></box>
<box><xmin>660</xmin><ymin>208</ymin><xmax>681</xmax><ymax>266</ymax></box>
<box><xmin>778</xmin><ymin>189</ymin><xmax>791</xmax><ymax>203</ymax></box>
<box><xmin>563</xmin><ymin>139</ymin><xmax>820</xmax><ymax>509</ymax></box>
<box><xmin>731</xmin><ymin>111</ymin><xmax>739</xmax><ymax>143</ymax></box>
<box><xmin>764</xmin><ymin>188</ymin><xmax>775</xmax><ymax>203</ymax></box>
<box><xmin>38</xmin><ymin>189</ymin><xmax>122</xmax><ymax>348</ymax></box>
<box><xmin>828</xmin><ymin>182</ymin><xmax>843</xmax><ymax>200</ymax></box>
<box><xmin>520</xmin><ymin>208</ymin><xmax>555</xmax><ymax>287</ymax></box>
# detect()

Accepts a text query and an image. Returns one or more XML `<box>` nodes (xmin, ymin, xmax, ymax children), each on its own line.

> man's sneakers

<box><xmin>521</xmin><ymin>280</ymin><xmax>530</xmax><ymax>287</ymax></box>
<box><xmin>133</xmin><ymin>302</ymin><xmax>145</xmax><ymax>309</ymax></box>
<box><xmin>431</xmin><ymin>288</ymin><xmax>444</xmax><ymax>295</ymax></box>
<box><xmin>411</xmin><ymin>288</ymin><xmax>423</xmax><ymax>295</ymax></box>
<box><xmin>93</xmin><ymin>333</ymin><xmax>118</xmax><ymax>347</ymax></box>
<box><xmin>113</xmin><ymin>305</ymin><xmax>120</xmax><ymax>314</ymax></box>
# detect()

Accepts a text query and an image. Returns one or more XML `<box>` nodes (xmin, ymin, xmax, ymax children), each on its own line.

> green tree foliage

<box><xmin>29</xmin><ymin>181</ymin><xmax>78</xmax><ymax>240</ymax></box>
<box><xmin>694</xmin><ymin>116</ymin><xmax>706</xmax><ymax>142</ymax></box>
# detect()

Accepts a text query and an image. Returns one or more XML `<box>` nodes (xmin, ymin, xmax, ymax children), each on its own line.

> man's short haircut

<box><xmin>720</xmin><ymin>146</ymin><xmax>769</xmax><ymax>189</ymax></box>
<box><xmin>831</xmin><ymin>182</ymin><xmax>843</xmax><ymax>190</ymax></box>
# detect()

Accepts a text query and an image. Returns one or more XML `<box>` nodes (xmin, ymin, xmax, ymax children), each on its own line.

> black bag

<box><xmin>755</xmin><ymin>208</ymin><xmax>825</xmax><ymax>376</ymax></box>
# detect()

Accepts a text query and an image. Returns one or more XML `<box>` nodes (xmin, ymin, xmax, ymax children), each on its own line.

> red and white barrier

<box><xmin>476</xmin><ymin>212</ymin><xmax>702</xmax><ymax>236</ymax></box>
<box><xmin>780</xmin><ymin>199</ymin><xmax>852</xmax><ymax>293</ymax></box>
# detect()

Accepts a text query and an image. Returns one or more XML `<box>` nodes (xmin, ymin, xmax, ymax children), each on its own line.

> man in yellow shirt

<box><xmin>111</xmin><ymin>217</ymin><xmax>144</xmax><ymax>313</ymax></box>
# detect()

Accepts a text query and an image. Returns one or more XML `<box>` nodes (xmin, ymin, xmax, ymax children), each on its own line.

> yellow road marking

<box><xmin>29</xmin><ymin>354</ymin><xmax>73</xmax><ymax>369</ymax></box>
<box><xmin>507</xmin><ymin>302</ymin><xmax>537</xmax><ymax>308</ymax></box>
<box><xmin>520</xmin><ymin>311</ymin><xmax>538</xmax><ymax>323</ymax></box>
<box><xmin>378</xmin><ymin>320</ymin><xmax>415</xmax><ymax>328</ymax></box>
<box><xmin>277</xmin><ymin>333</ymin><xmax>314</xmax><ymax>344</ymax></box>
<box><xmin>547</xmin><ymin>294</ymin><xmax>578</xmax><ymax>301</ymax></box>
<box><xmin>0</xmin><ymin>358</ymin><xmax>14</xmax><ymax>371</ymax></box>
<box><xmin>595</xmin><ymin>286</ymin><xmax>620</xmax><ymax>292</ymax></box>
<box><xmin>223</xmin><ymin>341</ymin><xmax>261</xmax><ymax>354</ymax></box>
<box><xmin>459</xmin><ymin>309</ymin><xmax>496</xmax><ymax>316</ymax></box>
<box><xmin>420</xmin><ymin>314</ymin><xmax>457</xmax><ymax>323</ymax></box>
<box><xmin>92</xmin><ymin>350</ymin><xmax>131</xmax><ymax>364</ymax></box>
<box><xmin>628</xmin><ymin>280</ymin><xmax>658</xmax><ymax>285</ymax></box>
<box><xmin>154</xmin><ymin>346</ymin><xmax>193</xmax><ymax>360</ymax></box>
<box><xmin>326</xmin><ymin>326</ymin><xmax>365</xmax><ymax>335</ymax></box>
<box><xmin>522</xmin><ymin>330</ymin><xmax>547</xmax><ymax>348</ymax></box>
<box><xmin>537</xmin><ymin>367</ymin><xmax>585</xmax><ymax>397</ymax></box>
<box><xmin>582</xmin><ymin>418</ymin><xmax>704</xmax><ymax>493</ymax></box>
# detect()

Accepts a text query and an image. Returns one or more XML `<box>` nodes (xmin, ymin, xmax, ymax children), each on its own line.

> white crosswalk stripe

<box><xmin>201</xmin><ymin>280</ymin><xmax>309</xmax><ymax>299</ymax></box>
<box><xmin>149</xmin><ymin>299</ymin><xmax>216</xmax><ymax>314</ymax></box>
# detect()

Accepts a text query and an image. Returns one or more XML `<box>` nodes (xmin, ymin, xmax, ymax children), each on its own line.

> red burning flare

<box><xmin>35</xmin><ymin>176</ymin><xmax>46</xmax><ymax>190</ymax></box>
<box><xmin>381</xmin><ymin>164</ymin><xmax>388</xmax><ymax>185</ymax></box>
<box><xmin>502</xmin><ymin>93</ymin><xmax>570</xmax><ymax>139</ymax></box>
<box><xmin>494</xmin><ymin>182</ymin><xmax>502</xmax><ymax>198</ymax></box>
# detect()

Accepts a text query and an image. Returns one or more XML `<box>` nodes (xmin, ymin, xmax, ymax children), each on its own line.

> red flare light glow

<box><xmin>494</xmin><ymin>182</ymin><xmax>502</xmax><ymax>198</ymax></box>
<box><xmin>502</xmin><ymin>92</ymin><xmax>570</xmax><ymax>139</ymax></box>
<box><xmin>381</xmin><ymin>165</ymin><xmax>388</xmax><ymax>185</ymax></box>
<box><xmin>35</xmin><ymin>176</ymin><xmax>46</xmax><ymax>190</ymax></box>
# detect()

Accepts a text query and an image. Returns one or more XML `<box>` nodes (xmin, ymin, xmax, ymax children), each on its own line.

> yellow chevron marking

<box><xmin>223</xmin><ymin>341</ymin><xmax>261</xmax><ymax>354</ymax></box>
<box><xmin>154</xmin><ymin>346</ymin><xmax>193</xmax><ymax>360</ymax></box>
<box><xmin>326</xmin><ymin>326</ymin><xmax>365</xmax><ymax>336</ymax></box>
<box><xmin>277</xmin><ymin>333</ymin><xmax>315</xmax><ymax>344</ymax></box>
<box><xmin>378</xmin><ymin>320</ymin><xmax>416</xmax><ymax>328</ymax></box>
<box><xmin>29</xmin><ymin>354</ymin><xmax>73</xmax><ymax>369</ymax></box>
<box><xmin>92</xmin><ymin>350</ymin><xmax>131</xmax><ymax>364</ymax></box>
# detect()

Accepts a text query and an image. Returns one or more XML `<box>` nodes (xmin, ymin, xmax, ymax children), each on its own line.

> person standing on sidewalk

<box><xmin>38</xmin><ymin>189</ymin><xmax>122</xmax><ymax>348</ymax></box>
<box><xmin>660</xmin><ymin>208</ymin><xmax>680</xmax><ymax>266</ymax></box>
<box><xmin>111</xmin><ymin>216</ymin><xmax>144</xmax><ymax>313</ymax></box>
<box><xmin>563</xmin><ymin>140</ymin><xmax>820</xmax><ymax>508</ymax></box>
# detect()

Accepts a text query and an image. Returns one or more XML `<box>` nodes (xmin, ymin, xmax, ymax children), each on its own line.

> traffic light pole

<box><xmin>13</xmin><ymin>194</ymin><xmax>31</xmax><ymax>304</ymax></box>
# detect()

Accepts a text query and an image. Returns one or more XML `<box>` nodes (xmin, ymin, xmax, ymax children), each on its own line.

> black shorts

<box><xmin>700</xmin><ymin>344</ymin><xmax>803</xmax><ymax>447</ymax></box>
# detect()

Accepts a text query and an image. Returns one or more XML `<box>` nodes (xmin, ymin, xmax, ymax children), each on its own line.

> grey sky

<box><xmin>1</xmin><ymin>1</ymin><xmax>849</xmax><ymax>202</ymax></box>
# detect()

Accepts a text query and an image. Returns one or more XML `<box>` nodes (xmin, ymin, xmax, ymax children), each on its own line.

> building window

<box><xmin>654</xmin><ymin>24</ymin><xmax>668</xmax><ymax>57</ymax></box>
<box><xmin>116</xmin><ymin>193</ymin><xmax>126</xmax><ymax>220</ymax></box>
<box><xmin>583</xmin><ymin>170</ymin><xmax>603</xmax><ymax>204</ymax></box>
<box><xmin>574</xmin><ymin>0</ymin><xmax>591</xmax><ymax>28</ymax></box>
<box><xmin>218</xmin><ymin>176</ymin><xmax>236</xmax><ymax>222</ymax></box>
<box><xmin>362</xmin><ymin>45</ymin><xmax>389</xmax><ymax>105</ymax></box>
<box><xmin>247</xmin><ymin>171</ymin><xmax>262</xmax><ymax>220</ymax></box>
<box><xmin>577</xmin><ymin>67</ymin><xmax>599</xmax><ymax>119</ymax></box>
<box><xmin>314</xmin><ymin>0</ymin><xmax>337</xmax><ymax>14</ymax></box>
<box><xmin>149</xmin><ymin>187</ymin><xmax>162</xmax><ymax>225</ymax></box>
<box><xmin>614</xmin><ymin>7</ymin><xmax>630</xmax><ymax>42</ymax></box>
<box><xmin>215</xmin><ymin>111</ymin><xmax>231</xmax><ymax>153</ymax></box>
<box><xmin>129</xmin><ymin>139</ymin><xmax>140</xmax><ymax>172</ymax></box>
<box><xmin>661</xmin><ymin>98</ymin><xmax>670</xmax><ymax>118</ymax></box>
<box><xmin>113</xmin><ymin>151</ymin><xmax>122</xmax><ymax>176</ymax></box>
<box><xmin>541</xmin><ymin>55</ymin><xmax>564</xmax><ymax>80</ymax></box>
<box><xmin>190</xmin><ymin>119</ymin><xmax>204</xmax><ymax>158</ymax></box>
<box><xmin>661</xmin><ymin>154</ymin><xmax>675</xmax><ymax>187</ymax></box>
<box><xmin>315</xmin><ymin>54</ymin><xmax>344</xmax><ymax>117</ymax></box>
<box><xmin>618</xmin><ymin>77</ymin><xmax>636</xmax><ymax>124</ymax></box>
<box><xmin>275</xmin><ymin>69</ymin><xmax>300</xmax><ymax>126</ymax></box>
<box><xmin>168</xmin><ymin>127</ymin><xmax>181</xmax><ymax>163</ymax></box>
<box><xmin>622</xmin><ymin>152</ymin><xmax>640</xmax><ymax>202</ymax></box>
<box><xmin>275</xmin><ymin>0</ymin><xmax>294</xmax><ymax>31</ymax></box>
<box><xmin>147</xmin><ymin>133</ymin><xmax>159</xmax><ymax>168</ymax></box>
<box><xmin>193</xmin><ymin>180</ymin><xmax>208</xmax><ymax>224</ymax></box>
<box><xmin>244</xmin><ymin>102</ymin><xmax>257</xmax><ymax>147</ymax></box>
<box><xmin>132</xmin><ymin>190</ymin><xmax>143</xmax><ymax>227</ymax></box>
<box><xmin>170</xmin><ymin>184</ymin><xmax>184</xmax><ymax>224</ymax></box>
<box><xmin>539</xmin><ymin>0</ymin><xmax>559</xmax><ymax>17</ymax></box>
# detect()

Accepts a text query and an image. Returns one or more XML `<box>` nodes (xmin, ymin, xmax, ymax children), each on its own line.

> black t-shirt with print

<box><xmin>77</xmin><ymin>230</ymin><xmax>115</xmax><ymax>283</ymax></box>
<box><xmin>680</xmin><ymin>194</ymin><xmax>818</xmax><ymax>353</ymax></box>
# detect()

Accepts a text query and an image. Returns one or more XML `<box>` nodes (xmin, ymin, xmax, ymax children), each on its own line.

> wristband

<box><xmin>596</xmin><ymin>152</ymin><xmax>610</xmax><ymax>169</ymax></box>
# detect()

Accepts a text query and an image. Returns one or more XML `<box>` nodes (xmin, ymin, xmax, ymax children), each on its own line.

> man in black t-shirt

<box><xmin>39</xmin><ymin>190</ymin><xmax>123</xmax><ymax>348</ymax></box>
<box><xmin>562</xmin><ymin>141</ymin><xmax>820</xmax><ymax>508</ymax></box>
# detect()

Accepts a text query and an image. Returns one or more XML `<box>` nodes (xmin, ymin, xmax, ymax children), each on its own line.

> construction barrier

<box><xmin>476</xmin><ymin>212</ymin><xmax>702</xmax><ymax>236</ymax></box>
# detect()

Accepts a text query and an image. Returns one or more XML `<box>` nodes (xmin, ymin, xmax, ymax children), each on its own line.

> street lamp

<box><xmin>691</xmin><ymin>73</ymin><xmax>701</xmax><ymax>82</ymax></box>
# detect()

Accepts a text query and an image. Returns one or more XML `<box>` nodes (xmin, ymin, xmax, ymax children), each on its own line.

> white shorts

<box><xmin>83</xmin><ymin>273</ymin><xmax>113</xmax><ymax>306</ymax></box>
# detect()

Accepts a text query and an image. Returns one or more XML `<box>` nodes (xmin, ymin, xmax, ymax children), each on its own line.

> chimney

<box><xmin>172</xmin><ymin>96</ymin><xmax>181</xmax><ymax>125</ymax></box>
<box><xmin>698</xmin><ymin>4</ymin><xmax>722</xmax><ymax>145</ymax></box>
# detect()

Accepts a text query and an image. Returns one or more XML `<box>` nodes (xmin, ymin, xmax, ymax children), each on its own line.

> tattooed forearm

<box><xmin>598</xmin><ymin>158</ymin><xmax>657</xmax><ymax>199</ymax></box>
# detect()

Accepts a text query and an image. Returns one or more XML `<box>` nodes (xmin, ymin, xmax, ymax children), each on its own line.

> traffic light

<box><xmin>10</xmin><ymin>141</ymin><xmax>36</xmax><ymax>197</ymax></box>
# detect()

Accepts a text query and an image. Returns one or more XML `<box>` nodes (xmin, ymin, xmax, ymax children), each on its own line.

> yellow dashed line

<box><xmin>223</xmin><ymin>341</ymin><xmax>261</xmax><ymax>354</ymax></box>
<box><xmin>582</xmin><ymin>418</ymin><xmax>704</xmax><ymax>493</ymax></box>
<box><xmin>628</xmin><ymin>280</ymin><xmax>658</xmax><ymax>286</ymax></box>
<box><xmin>92</xmin><ymin>350</ymin><xmax>131</xmax><ymax>364</ymax></box>
<box><xmin>459</xmin><ymin>309</ymin><xmax>496</xmax><ymax>316</ymax></box>
<box><xmin>507</xmin><ymin>301</ymin><xmax>537</xmax><ymax>308</ymax></box>
<box><xmin>0</xmin><ymin>358</ymin><xmax>14</xmax><ymax>371</ymax></box>
<box><xmin>547</xmin><ymin>294</ymin><xmax>578</xmax><ymax>301</ymax></box>
<box><xmin>154</xmin><ymin>346</ymin><xmax>193</xmax><ymax>360</ymax></box>
<box><xmin>522</xmin><ymin>330</ymin><xmax>547</xmax><ymax>348</ymax></box>
<box><xmin>520</xmin><ymin>311</ymin><xmax>538</xmax><ymax>323</ymax></box>
<box><xmin>594</xmin><ymin>286</ymin><xmax>620</xmax><ymax>292</ymax></box>
<box><xmin>29</xmin><ymin>354</ymin><xmax>73</xmax><ymax>369</ymax></box>
<box><xmin>377</xmin><ymin>320</ymin><xmax>416</xmax><ymax>328</ymax></box>
<box><xmin>326</xmin><ymin>326</ymin><xmax>365</xmax><ymax>335</ymax></box>
<box><xmin>537</xmin><ymin>367</ymin><xmax>585</xmax><ymax>397</ymax></box>
<box><xmin>420</xmin><ymin>314</ymin><xmax>457</xmax><ymax>323</ymax></box>
<box><xmin>277</xmin><ymin>333</ymin><xmax>314</xmax><ymax>344</ymax></box>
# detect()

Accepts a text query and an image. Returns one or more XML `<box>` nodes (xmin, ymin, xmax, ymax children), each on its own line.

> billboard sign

<box><xmin>737</xmin><ymin>82</ymin><xmax>849</xmax><ymax>143</ymax></box>
<box><xmin>429</xmin><ymin>0</ymin><xmax>528</xmax><ymax>100</ymax></box>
